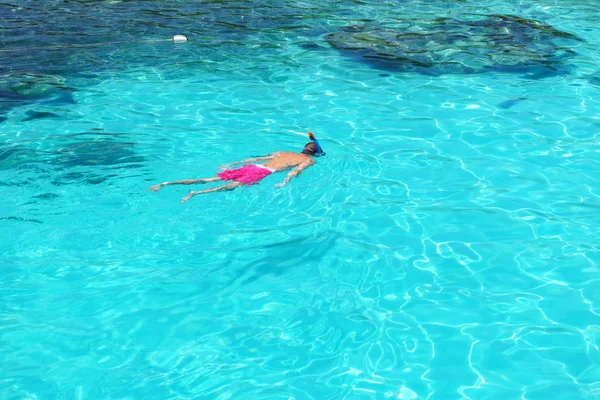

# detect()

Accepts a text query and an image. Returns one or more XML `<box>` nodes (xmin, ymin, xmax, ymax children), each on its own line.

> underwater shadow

<box><xmin>213</xmin><ymin>230</ymin><xmax>343</xmax><ymax>290</ymax></box>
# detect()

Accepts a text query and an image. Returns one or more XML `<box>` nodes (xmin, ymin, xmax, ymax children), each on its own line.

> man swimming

<box><xmin>150</xmin><ymin>132</ymin><xmax>326</xmax><ymax>202</ymax></box>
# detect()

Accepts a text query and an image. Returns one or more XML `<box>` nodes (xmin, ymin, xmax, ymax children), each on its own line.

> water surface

<box><xmin>1</xmin><ymin>1</ymin><xmax>600</xmax><ymax>399</ymax></box>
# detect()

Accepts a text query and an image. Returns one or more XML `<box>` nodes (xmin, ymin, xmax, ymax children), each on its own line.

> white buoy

<box><xmin>172</xmin><ymin>35</ymin><xmax>188</xmax><ymax>43</ymax></box>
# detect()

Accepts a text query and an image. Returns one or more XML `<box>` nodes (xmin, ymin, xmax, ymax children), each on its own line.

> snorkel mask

<box><xmin>308</xmin><ymin>131</ymin><xmax>326</xmax><ymax>157</ymax></box>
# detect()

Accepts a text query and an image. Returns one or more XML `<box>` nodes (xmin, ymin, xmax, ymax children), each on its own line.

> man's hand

<box><xmin>150</xmin><ymin>183</ymin><xmax>163</xmax><ymax>192</ymax></box>
<box><xmin>275</xmin><ymin>160</ymin><xmax>314</xmax><ymax>188</ymax></box>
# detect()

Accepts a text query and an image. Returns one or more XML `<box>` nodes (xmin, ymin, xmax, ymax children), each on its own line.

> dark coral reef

<box><xmin>325</xmin><ymin>15</ymin><xmax>582</xmax><ymax>76</ymax></box>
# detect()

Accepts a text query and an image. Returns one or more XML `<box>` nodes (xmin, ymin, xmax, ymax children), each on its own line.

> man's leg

<box><xmin>181</xmin><ymin>182</ymin><xmax>242</xmax><ymax>202</ymax></box>
<box><xmin>150</xmin><ymin>176</ymin><xmax>221</xmax><ymax>192</ymax></box>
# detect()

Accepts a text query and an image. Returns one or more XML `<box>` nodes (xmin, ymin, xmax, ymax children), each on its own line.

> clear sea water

<box><xmin>1</xmin><ymin>1</ymin><xmax>600</xmax><ymax>399</ymax></box>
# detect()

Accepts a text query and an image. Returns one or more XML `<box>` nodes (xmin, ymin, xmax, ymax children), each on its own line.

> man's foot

<box><xmin>181</xmin><ymin>192</ymin><xmax>195</xmax><ymax>203</ymax></box>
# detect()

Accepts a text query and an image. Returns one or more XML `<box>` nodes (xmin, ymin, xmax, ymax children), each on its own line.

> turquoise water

<box><xmin>2</xmin><ymin>0</ymin><xmax>600</xmax><ymax>398</ymax></box>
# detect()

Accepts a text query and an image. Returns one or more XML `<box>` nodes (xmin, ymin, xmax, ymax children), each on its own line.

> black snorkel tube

<box><xmin>308</xmin><ymin>131</ymin><xmax>326</xmax><ymax>157</ymax></box>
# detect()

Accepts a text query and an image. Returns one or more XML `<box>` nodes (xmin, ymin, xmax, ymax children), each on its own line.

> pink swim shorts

<box><xmin>218</xmin><ymin>164</ymin><xmax>274</xmax><ymax>185</ymax></box>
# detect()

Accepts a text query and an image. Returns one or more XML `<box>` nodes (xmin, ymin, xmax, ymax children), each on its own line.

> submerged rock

<box><xmin>0</xmin><ymin>73</ymin><xmax>76</xmax><ymax>119</ymax></box>
<box><xmin>0</xmin><ymin>138</ymin><xmax>144</xmax><ymax>172</ymax></box>
<box><xmin>53</xmin><ymin>140</ymin><xmax>143</xmax><ymax>167</ymax></box>
<box><xmin>0</xmin><ymin>74</ymin><xmax>72</xmax><ymax>99</ymax></box>
<box><xmin>22</xmin><ymin>110</ymin><xmax>64</xmax><ymax>122</ymax></box>
<box><xmin>325</xmin><ymin>14</ymin><xmax>582</xmax><ymax>76</ymax></box>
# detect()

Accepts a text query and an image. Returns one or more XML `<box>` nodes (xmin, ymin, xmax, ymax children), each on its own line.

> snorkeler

<box><xmin>150</xmin><ymin>132</ymin><xmax>326</xmax><ymax>202</ymax></box>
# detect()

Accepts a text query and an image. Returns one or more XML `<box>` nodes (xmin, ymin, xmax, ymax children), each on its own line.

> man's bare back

<box><xmin>149</xmin><ymin>133</ymin><xmax>325</xmax><ymax>202</ymax></box>
<box><xmin>262</xmin><ymin>152</ymin><xmax>313</xmax><ymax>172</ymax></box>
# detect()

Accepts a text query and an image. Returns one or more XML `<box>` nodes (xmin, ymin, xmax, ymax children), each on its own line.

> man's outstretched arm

<box><xmin>275</xmin><ymin>160</ymin><xmax>314</xmax><ymax>188</ymax></box>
